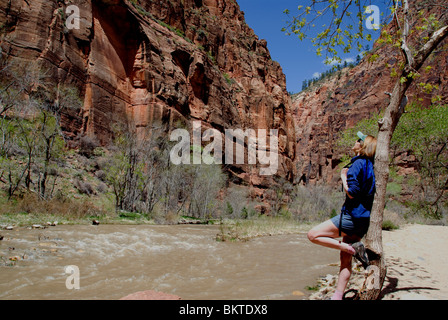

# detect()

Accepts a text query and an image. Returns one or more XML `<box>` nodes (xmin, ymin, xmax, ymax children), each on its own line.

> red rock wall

<box><xmin>0</xmin><ymin>0</ymin><xmax>296</xmax><ymax>190</ymax></box>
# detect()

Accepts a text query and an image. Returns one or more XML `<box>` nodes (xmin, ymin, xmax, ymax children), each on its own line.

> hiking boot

<box><xmin>351</xmin><ymin>242</ymin><xmax>369</xmax><ymax>269</ymax></box>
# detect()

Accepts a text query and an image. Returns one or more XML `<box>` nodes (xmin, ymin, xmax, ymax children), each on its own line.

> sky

<box><xmin>237</xmin><ymin>0</ymin><xmax>385</xmax><ymax>94</ymax></box>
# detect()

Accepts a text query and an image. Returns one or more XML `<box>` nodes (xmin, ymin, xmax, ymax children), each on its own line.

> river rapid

<box><xmin>0</xmin><ymin>224</ymin><xmax>338</xmax><ymax>300</ymax></box>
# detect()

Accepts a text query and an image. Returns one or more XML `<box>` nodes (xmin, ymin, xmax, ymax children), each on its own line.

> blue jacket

<box><xmin>342</xmin><ymin>156</ymin><xmax>376</xmax><ymax>218</ymax></box>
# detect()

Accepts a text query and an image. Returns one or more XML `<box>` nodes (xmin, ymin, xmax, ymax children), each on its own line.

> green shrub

<box><xmin>386</xmin><ymin>182</ymin><xmax>402</xmax><ymax>197</ymax></box>
<box><xmin>382</xmin><ymin>220</ymin><xmax>399</xmax><ymax>231</ymax></box>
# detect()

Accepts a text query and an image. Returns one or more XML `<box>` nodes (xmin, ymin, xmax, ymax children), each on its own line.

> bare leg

<box><xmin>334</xmin><ymin>235</ymin><xmax>361</xmax><ymax>299</ymax></box>
<box><xmin>307</xmin><ymin>220</ymin><xmax>355</xmax><ymax>254</ymax></box>
<box><xmin>307</xmin><ymin>220</ymin><xmax>359</xmax><ymax>300</ymax></box>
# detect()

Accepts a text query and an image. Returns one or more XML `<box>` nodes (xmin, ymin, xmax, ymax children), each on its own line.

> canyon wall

<box><xmin>0</xmin><ymin>0</ymin><xmax>296</xmax><ymax>195</ymax></box>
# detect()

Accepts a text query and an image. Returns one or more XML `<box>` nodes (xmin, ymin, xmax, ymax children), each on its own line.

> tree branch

<box><xmin>412</xmin><ymin>25</ymin><xmax>448</xmax><ymax>70</ymax></box>
<box><xmin>401</xmin><ymin>0</ymin><xmax>414</xmax><ymax>66</ymax></box>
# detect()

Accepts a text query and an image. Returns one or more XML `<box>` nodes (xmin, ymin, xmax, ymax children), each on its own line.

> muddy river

<box><xmin>0</xmin><ymin>224</ymin><xmax>338</xmax><ymax>300</ymax></box>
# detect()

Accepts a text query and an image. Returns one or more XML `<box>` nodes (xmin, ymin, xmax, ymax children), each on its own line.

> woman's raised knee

<box><xmin>307</xmin><ymin>229</ymin><xmax>318</xmax><ymax>242</ymax></box>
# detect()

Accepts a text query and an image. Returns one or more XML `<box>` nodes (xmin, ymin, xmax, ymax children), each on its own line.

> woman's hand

<box><xmin>341</xmin><ymin>168</ymin><xmax>353</xmax><ymax>199</ymax></box>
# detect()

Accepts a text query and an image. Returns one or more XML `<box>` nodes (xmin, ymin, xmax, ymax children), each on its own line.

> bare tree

<box><xmin>104</xmin><ymin>122</ymin><xmax>171</xmax><ymax>215</ymax></box>
<box><xmin>186</xmin><ymin>163</ymin><xmax>226</xmax><ymax>220</ymax></box>
<box><xmin>0</xmin><ymin>55</ymin><xmax>80</xmax><ymax>199</ymax></box>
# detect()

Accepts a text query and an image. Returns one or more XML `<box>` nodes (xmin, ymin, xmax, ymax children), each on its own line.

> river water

<box><xmin>0</xmin><ymin>224</ymin><xmax>338</xmax><ymax>300</ymax></box>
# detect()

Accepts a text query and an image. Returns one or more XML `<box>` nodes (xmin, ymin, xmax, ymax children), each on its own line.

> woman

<box><xmin>307</xmin><ymin>131</ymin><xmax>376</xmax><ymax>300</ymax></box>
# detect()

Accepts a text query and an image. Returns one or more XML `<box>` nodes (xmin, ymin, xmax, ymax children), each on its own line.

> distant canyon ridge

<box><xmin>1</xmin><ymin>0</ymin><xmax>447</xmax><ymax>198</ymax></box>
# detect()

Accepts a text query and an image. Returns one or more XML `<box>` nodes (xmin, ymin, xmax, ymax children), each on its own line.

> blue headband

<box><xmin>357</xmin><ymin>131</ymin><xmax>368</xmax><ymax>141</ymax></box>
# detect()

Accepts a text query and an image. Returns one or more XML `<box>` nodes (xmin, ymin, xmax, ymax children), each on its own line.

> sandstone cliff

<box><xmin>0</xmin><ymin>0</ymin><xmax>296</xmax><ymax>192</ymax></box>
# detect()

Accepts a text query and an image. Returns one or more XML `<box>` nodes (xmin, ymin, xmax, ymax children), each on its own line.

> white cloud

<box><xmin>312</xmin><ymin>72</ymin><xmax>321</xmax><ymax>78</ymax></box>
<box><xmin>344</xmin><ymin>57</ymin><xmax>355</xmax><ymax>64</ymax></box>
<box><xmin>324</xmin><ymin>57</ymin><xmax>355</xmax><ymax>66</ymax></box>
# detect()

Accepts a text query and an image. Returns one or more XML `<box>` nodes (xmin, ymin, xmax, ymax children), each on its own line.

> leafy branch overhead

<box><xmin>282</xmin><ymin>0</ymin><xmax>447</xmax><ymax>67</ymax></box>
<box><xmin>282</xmin><ymin>0</ymin><xmax>382</xmax><ymax>64</ymax></box>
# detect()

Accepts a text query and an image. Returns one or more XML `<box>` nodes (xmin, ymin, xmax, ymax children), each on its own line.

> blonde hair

<box><xmin>359</xmin><ymin>135</ymin><xmax>377</xmax><ymax>159</ymax></box>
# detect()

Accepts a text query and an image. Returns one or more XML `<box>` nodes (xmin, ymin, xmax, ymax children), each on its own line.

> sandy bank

<box><xmin>381</xmin><ymin>224</ymin><xmax>448</xmax><ymax>300</ymax></box>
<box><xmin>310</xmin><ymin>224</ymin><xmax>448</xmax><ymax>300</ymax></box>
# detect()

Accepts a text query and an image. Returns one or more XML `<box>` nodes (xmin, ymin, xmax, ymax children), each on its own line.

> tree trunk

<box><xmin>360</xmin><ymin>24</ymin><xmax>448</xmax><ymax>300</ymax></box>
<box><xmin>360</xmin><ymin>80</ymin><xmax>408</xmax><ymax>300</ymax></box>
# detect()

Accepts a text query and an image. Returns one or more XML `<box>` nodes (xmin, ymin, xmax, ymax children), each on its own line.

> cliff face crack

<box><xmin>190</xmin><ymin>62</ymin><xmax>211</xmax><ymax>105</ymax></box>
<box><xmin>171</xmin><ymin>49</ymin><xmax>193</xmax><ymax>78</ymax></box>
